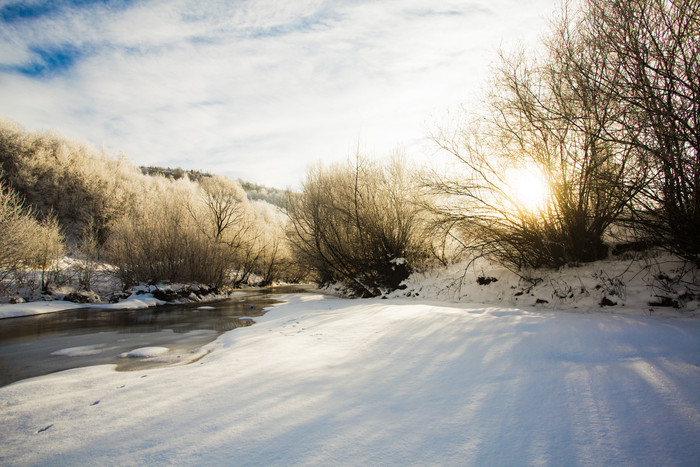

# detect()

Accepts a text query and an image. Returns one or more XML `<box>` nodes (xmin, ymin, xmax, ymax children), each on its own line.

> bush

<box><xmin>106</xmin><ymin>178</ymin><xmax>232</xmax><ymax>287</ymax></box>
<box><xmin>580</xmin><ymin>0</ymin><xmax>700</xmax><ymax>266</ymax></box>
<box><xmin>0</xmin><ymin>180</ymin><xmax>65</xmax><ymax>295</ymax></box>
<box><xmin>106</xmin><ymin>175</ymin><xmax>290</xmax><ymax>288</ymax></box>
<box><xmin>287</xmin><ymin>154</ymin><xmax>431</xmax><ymax>296</ymax></box>
<box><xmin>428</xmin><ymin>3</ymin><xmax>643</xmax><ymax>271</ymax></box>
<box><xmin>0</xmin><ymin>118</ymin><xmax>143</xmax><ymax>245</ymax></box>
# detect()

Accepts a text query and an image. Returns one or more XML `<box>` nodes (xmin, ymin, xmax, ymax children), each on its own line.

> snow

<box><xmin>51</xmin><ymin>345</ymin><xmax>107</xmax><ymax>357</ymax></box>
<box><xmin>1</xmin><ymin>292</ymin><xmax>699</xmax><ymax>466</ymax></box>
<box><xmin>391</xmin><ymin>253</ymin><xmax>700</xmax><ymax>317</ymax></box>
<box><xmin>0</xmin><ymin>300</ymin><xmax>85</xmax><ymax>319</ymax></box>
<box><xmin>0</xmin><ymin>293</ymin><xmax>165</xmax><ymax>319</ymax></box>
<box><xmin>119</xmin><ymin>347</ymin><xmax>170</xmax><ymax>358</ymax></box>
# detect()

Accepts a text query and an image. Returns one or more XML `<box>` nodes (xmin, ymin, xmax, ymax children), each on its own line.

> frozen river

<box><xmin>0</xmin><ymin>285</ymin><xmax>314</xmax><ymax>387</ymax></box>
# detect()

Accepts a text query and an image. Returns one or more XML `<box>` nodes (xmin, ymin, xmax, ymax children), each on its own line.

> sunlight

<box><xmin>504</xmin><ymin>167</ymin><xmax>550</xmax><ymax>212</ymax></box>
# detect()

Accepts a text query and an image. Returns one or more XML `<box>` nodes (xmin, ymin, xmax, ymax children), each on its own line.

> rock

<box><xmin>152</xmin><ymin>287</ymin><xmax>180</xmax><ymax>301</ymax></box>
<box><xmin>108</xmin><ymin>291</ymin><xmax>131</xmax><ymax>303</ymax></box>
<box><xmin>648</xmin><ymin>296</ymin><xmax>680</xmax><ymax>308</ymax></box>
<box><xmin>477</xmin><ymin>276</ymin><xmax>498</xmax><ymax>285</ymax></box>
<box><xmin>64</xmin><ymin>291</ymin><xmax>101</xmax><ymax>304</ymax></box>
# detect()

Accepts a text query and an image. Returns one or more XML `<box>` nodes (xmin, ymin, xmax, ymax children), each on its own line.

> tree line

<box><xmin>286</xmin><ymin>0</ymin><xmax>699</xmax><ymax>294</ymax></box>
<box><xmin>1</xmin><ymin>0</ymin><xmax>697</xmax><ymax>301</ymax></box>
<box><xmin>0</xmin><ymin>119</ymin><xmax>298</xmax><ymax>300</ymax></box>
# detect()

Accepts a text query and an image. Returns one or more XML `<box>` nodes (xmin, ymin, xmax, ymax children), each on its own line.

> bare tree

<box><xmin>198</xmin><ymin>176</ymin><xmax>247</xmax><ymax>240</ymax></box>
<box><xmin>0</xmin><ymin>180</ymin><xmax>66</xmax><ymax>296</ymax></box>
<box><xmin>30</xmin><ymin>213</ymin><xmax>65</xmax><ymax>292</ymax></box>
<box><xmin>76</xmin><ymin>220</ymin><xmax>99</xmax><ymax>291</ymax></box>
<box><xmin>0</xmin><ymin>180</ymin><xmax>37</xmax><ymax>288</ymax></box>
<box><xmin>287</xmin><ymin>153</ymin><xmax>430</xmax><ymax>296</ymax></box>
<box><xmin>429</xmin><ymin>3</ymin><xmax>644</xmax><ymax>270</ymax></box>
<box><xmin>582</xmin><ymin>0</ymin><xmax>700</xmax><ymax>264</ymax></box>
<box><xmin>107</xmin><ymin>181</ymin><xmax>232</xmax><ymax>287</ymax></box>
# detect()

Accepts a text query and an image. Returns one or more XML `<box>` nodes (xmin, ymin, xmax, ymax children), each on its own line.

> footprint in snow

<box><xmin>37</xmin><ymin>424</ymin><xmax>54</xmax><ymax>433</ymax></box>
<box><xmin>90</xmin><ymin>401</ymin><xmax>100</xmax><ymax>406</ymax></box>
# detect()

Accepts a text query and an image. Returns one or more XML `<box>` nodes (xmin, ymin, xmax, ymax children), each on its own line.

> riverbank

<box><xmin>2</xmin><ymin>293</ymin><xmax>699</xmax><ymax>465</ymax></box>
<box><xmin>0</xmin><ymin>284</ymin><xmax>250</xmax><ymax>320</ymax></box>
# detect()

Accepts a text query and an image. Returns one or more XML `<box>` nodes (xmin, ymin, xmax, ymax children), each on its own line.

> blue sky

<box><xmin>0</xmin><ymin>0</ymin><xmax>558</xmax><ymax>188</ymax></box>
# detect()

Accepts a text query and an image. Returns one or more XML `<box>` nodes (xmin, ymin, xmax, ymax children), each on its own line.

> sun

<box><xmin>504</xmin><ymin>167</ymin><xmax>550</xmax><ymax>212</ymax></box>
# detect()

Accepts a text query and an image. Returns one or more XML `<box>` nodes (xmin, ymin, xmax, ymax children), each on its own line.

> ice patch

<box><xmin>119</xmin><ymin>347</ymin><xmax>170</xmax><ymax>358</ymax></box>
<box><xmin>51</xmin><ymin>344</ymin><xmax>107</xmax><ymax>357</ymax></box>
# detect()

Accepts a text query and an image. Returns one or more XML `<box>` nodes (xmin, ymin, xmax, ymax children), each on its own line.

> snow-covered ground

<box><xmin>2</xmin><ymin>289</ymin><xmax>699</xmax><ymax>465</ymax></box>
<box><xmin>0</xmin><ymin>293</ymin><xmax>165</xmax><ymax>319</ymax></box>
<box><xmin>390</xmin><ymin>253</ymin><xmax>700</xmax><ymax>318</ymax></box>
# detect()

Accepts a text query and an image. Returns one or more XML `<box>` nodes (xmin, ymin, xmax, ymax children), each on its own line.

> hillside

<box><xmin>0</xmin><ymin>121</ymin><xmax>297</xmax><ymax>301</ymax></box>
<box><xmin>139</xmin><ymin>166</ymin><xmax>289</xmax><ymax>209</ymax></box>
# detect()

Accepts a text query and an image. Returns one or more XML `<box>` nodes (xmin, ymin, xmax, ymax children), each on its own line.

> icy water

<box><xmin>0</xmin><ymin>285</ymin><xmax>316</xmax><ymax>387</ymax></box>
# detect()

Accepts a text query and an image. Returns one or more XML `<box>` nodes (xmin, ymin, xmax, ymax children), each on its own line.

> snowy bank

<box><xmin>390</xmin><ymin>253</ymin><xmax>700</xmax><ymax>318</ymax></box>
<box><xmin>0</xmin><ymin>292</ymin><xmax>165</xmax><ymax>319</ymax></box>
<box><xmin>1</xmin><ymin>294</ymin><xmax>699</xmax><ymax>465</ymax></box>
<box><xmin>0</xmin><ymin>282</ymin><xmax>241</xmax><ymax>319</ymax></box>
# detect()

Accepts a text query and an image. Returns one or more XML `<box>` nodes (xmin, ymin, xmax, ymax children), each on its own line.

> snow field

<box><xmin>1</xmin><ymin>293</ymin><xmax>699</xmax><ymax>466</ymax></box>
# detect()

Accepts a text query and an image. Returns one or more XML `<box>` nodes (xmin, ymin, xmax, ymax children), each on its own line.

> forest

<box><xmin>0</xmin><ymin>0</ymin><xmax>698</xmax><ymax>303</ymax></box>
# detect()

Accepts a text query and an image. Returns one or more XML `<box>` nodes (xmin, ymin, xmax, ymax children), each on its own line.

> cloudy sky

<box><xmin>0</xmin><ymin>0</ymin><xmax>558</xmax><ymax>188</ymax></box>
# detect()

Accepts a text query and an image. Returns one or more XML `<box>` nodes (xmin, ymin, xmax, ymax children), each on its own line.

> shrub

<box><xmin>0</xmin><ymin>118</ymin><xmax>143</xmax><ymax>245</ymax></box>
<box><xmin>428</xmin><ymin>3</ymin><xmax>643</xmax><ymax>271</ymax></box>
<box><xmin>287</xmin><ymin>153</ymin><xmax>431</xmax><ymax>296</ymax></box>
<box><xmin>106</xmin><ymin>178</ymin><xmax>232</xmax><ymax>287</ymax></box>
<box><xmin>0</xmin><ymin>180</ymin><xmax>65</xmax><ymax>296</ymax></box>
<box><xmin>581</xmin><ymin>0</ymin><xmax>700</xmax><ymax>266</ymax></box>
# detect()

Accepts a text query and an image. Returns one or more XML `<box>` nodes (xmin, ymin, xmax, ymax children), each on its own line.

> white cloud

<box><xmin>0</xmin><ymin>0</ymin><xmax>559</xmax><ymax>188</ymax></box>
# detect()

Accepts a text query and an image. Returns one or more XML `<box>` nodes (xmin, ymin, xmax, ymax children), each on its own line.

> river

<box><xmin>0</xmin><ymin>285</ymin><xmax>316</xmax><ymax>387</ymax></box>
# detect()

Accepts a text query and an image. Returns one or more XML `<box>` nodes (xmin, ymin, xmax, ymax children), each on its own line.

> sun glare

<box><xmin>505</xmin><ymin>167</ymin><xmax>550</xmax><ymax>212</ymax></box>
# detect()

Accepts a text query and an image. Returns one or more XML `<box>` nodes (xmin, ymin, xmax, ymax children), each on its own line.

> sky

<box><xmin>0</xmin><ymin>0</ymin><xmax>559</xmax><ymax>188</ymax></box>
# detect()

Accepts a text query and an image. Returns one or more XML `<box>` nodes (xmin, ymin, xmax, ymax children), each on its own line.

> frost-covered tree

<box><xmin>287</xmin><ymin>153</ymin><xmax>430</xmax><ymax>296</ymax></box>
<box><xmin>0</xmin><ymin>118</ymin><xmax>142</xmax><ymax>244</ymax></box>
<box><xmin>0</xmin><ymin>180</ymin><xmax>65</xmax><ymax>295</ymax></box>
<box><xmin>429</xmin><ymin>2</ymin><xmax>644</xmax><ymax>270</ymax></box>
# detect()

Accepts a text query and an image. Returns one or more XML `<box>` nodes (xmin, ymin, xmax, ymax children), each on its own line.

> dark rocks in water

<box><xmin>198</xmin><ymin>284</ymin><xmax>218</xmax><ymax>296</ymax></box>
<box><xmin>108</xmin><ymin>291</ymin><xmax>131</xmax><ymax>303</ymax></box>
<box><xmin>152</xmin><ymin>287</ymin><xmax>181</xmax><ymax>302</ymax></box>
<box><xmin>108</xmin><ymin>283</ymin><xmax>224</xmax><ymax>305</ymax></box>
<box><xmin>151</xmin><ymin>284</ymin><xmax>221</xmax><ymax>303</ymax></box>
<box><xmin>64</xmin><ymin>291</ymin><xmax>101</xmax><ymax>304</ymax></box>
